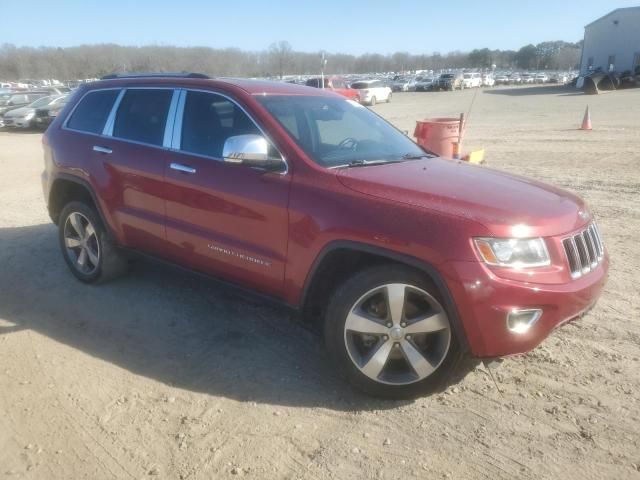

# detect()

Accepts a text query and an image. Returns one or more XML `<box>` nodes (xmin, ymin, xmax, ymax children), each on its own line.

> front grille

<box><xmin>562</xmin><ymin>223</ymin><xmax>604</xmax><ymax>279</ymax></box>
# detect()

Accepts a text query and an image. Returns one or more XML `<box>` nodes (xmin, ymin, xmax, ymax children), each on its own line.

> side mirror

<box><xmin>222</xmin><ymin>134</ymin><xmax>285</xmax><ymax>172</ymax></box>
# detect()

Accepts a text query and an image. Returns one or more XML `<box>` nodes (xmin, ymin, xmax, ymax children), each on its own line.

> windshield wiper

<box><xmin>402</xmin><ymin>152</ymin><xmax>435</xmax><ymax>160</ymax></box>
<box><xmin>333</xmin><ymin>159</ymin><xmax>401</xmax><ymax>169</ymax></box>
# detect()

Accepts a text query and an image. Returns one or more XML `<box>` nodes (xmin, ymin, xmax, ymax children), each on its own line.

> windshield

<box><xmin>257</xmin><ymin>95</ymin><xmax>426</xmax><ymax>168</ymax></box>
<box><xmin>350</xmin><ymin>81</ymin><xmax>373</xmax><ymax>89</ymax></box>
<box><xmin>7</xmin><ymin>94</ymin><xmax>29</xmax><ymax>105</ymax></box>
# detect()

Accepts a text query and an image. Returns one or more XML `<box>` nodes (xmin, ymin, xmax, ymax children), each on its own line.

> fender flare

<box><xmin>49</xmin><ymin>173</ymin><xmax>115</xmax><ymax>238</ymax></box>
<box><xmin>300</xmin><ymin>240</ymin><xmax>469</xmax><ymax>352</ymax></box>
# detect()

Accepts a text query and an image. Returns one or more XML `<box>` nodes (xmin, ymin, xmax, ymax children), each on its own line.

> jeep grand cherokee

<box><xmin>42</xmin><ymin>73</ymin><xmax>608</xmax><ymax>398</ymax></box>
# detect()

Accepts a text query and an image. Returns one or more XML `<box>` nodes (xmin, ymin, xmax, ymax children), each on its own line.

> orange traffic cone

<box><xmin>580</xmin><ymin>106</ymin><xmax>592</xmax><ymax>130</ymax></box>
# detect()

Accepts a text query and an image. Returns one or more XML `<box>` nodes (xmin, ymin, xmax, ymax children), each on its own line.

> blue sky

<box><xmin>3</xmin><ymin>1</ymin><xmax>639</xmax><ymax>54</ymax></box>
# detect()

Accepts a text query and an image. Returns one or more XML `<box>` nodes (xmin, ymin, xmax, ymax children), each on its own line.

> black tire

<box><xmin>370</xmin><ymin>96</ymin><xmax>377</xmax><ymax>106</ymax></box>
<box><xmin>387</xmin><ymin>92</ymin><xmax>392</xmax><ymax>103</ymax></box>
<box><xmin>58</xmin><ymin>201</ymin><xmax>128</xmax><ymax>284</ymax></box>
<box><xmin>324</xmin><ymin>264</ymin><xmax>477</xmax><ymax>399</ymax></box>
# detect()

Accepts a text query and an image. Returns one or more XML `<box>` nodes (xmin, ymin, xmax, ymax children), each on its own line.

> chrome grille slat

<box><xmin>592</xmin><ymin>224</ymin><xmax>604</xmax><ymax>257</ymax></box>
<box><xmin>582</xmin><ymin>231</ymin><xmax>597</xmax><ymax>267</ymax></box>
<box><xmin>584</xmin><ymin>229</ymin><xmax>599</xmax><ymax>265</ymax></box>
<box><xmin>562</xmin><ymin>222</ymin><xmax>605</xmax><ymax>279</ymax></box>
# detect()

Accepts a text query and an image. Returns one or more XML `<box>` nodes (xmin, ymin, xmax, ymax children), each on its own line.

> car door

<box><xmin>163</xmin><ymin>89</ymin><xmax>290</xmax><ymax>297</ymax></box>
<box><xmin>94</xmin><ymin>87</ymin><xmax>176</xmax><ymax>255</ymax></box>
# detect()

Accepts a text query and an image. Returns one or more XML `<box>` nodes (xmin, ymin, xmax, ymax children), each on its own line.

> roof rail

<box><xmin>100</xmin><ymin>72</ymin><xmax>210</xmax><ymax>80</ymax></box>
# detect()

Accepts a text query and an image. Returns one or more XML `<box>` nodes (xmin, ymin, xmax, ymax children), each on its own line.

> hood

<box><xmin>336</xmin><ymin>158</ymin><xmax>589</xmax><ymax>237</ymax></box>
<box><xmin>3</xmin><ymin>106</ymin><xmax>32</xmax><ymax>118</ymax></box>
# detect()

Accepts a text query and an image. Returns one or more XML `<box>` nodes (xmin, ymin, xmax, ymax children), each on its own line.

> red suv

<box><xmin>42</xmin><ymin>73</ymin><xmax>608</xmax><ymax>398</ymax></box>
<box><xmin>305</xmin><ymin>76</ymin><xmax>360</xmax><ymax>102</ymax></box>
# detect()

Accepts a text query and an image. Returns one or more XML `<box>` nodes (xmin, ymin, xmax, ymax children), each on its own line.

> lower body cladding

<box><xmin>442</xmin><ymin>258</ymin><xmax>609</xmax><ymax>358</ymax></box>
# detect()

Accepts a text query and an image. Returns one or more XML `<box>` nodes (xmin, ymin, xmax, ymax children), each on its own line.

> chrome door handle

<box><xmin>170</xmin><ymin>162</ymin><xmax>196</xmax><ymax>174</ymax></box>
<box><xmin>93</xmin><ymin>145</ymin><xmax>112</xmax><ymax>154</ymax></box>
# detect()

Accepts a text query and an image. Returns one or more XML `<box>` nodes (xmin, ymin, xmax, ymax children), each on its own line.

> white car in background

<box><xmin>481</xmin><ymin>74</ymin><xmax>495</xmax><ymax>87</ymax></box>
<box><xmin>462</xmin><ymin>72</ymin><xmax>482</xmax><ymax>88</ymax></box>
<box><xmin>534</xmin><ymin>73</ymin><xmax>549</xmax><ymax>83</ymax></box>
<box><xmin>350</xmin><ymin>79</ymin><xmax>392</xmax><ymax>106</ymax></box>
<box><xmin>494</xmin><ymin>74</ymin><xmax>510</xmax><ymax>85</ymax></box>
<box><xmin>521</xmin><ymin>73</ymin><xmax>535</xmax><ymax>84</ymax></box>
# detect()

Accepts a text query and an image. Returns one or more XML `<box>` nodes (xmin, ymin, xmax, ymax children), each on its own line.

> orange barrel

<box><xmin>413</xmin><ymin>118</ymin><xmax>461</xmax><ymax>159</ymax></box>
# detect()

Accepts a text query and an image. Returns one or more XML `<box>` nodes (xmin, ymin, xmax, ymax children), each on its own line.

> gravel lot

<box><xmin>1</xmin><ymin>85</ymin><xmax>639</xmax><ymax>479</ymax></box>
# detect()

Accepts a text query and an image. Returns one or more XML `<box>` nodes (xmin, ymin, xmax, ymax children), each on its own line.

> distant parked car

<box><xmin>34</xmin><ymin>95</ymin><xmax>71</xmax><ymax>129</ymax></box>
<box><xmin>521</xmin><ymin>73</ymin><xmax>535</xmax><ymax>84</ymax></box>
<box><xmin>534</xmin><ymin>73</ymin><xmax>549</xmax><ymax>84</ymax></box>
<box><xmin>481</xmin><ymin>74</ymin><xmax>495</xmax><ymax>87</ymax></box>
<box><xmin>305</xmin><ymin>77</ymin><xmax>360</xmax><ymax>102</ymax></box>
<box><xmin>391</xmin><ymin>76</ymin><xmax>413</xmax><ymax>92</ymax></box>
<box><xmin>0</xmin><ymin>91</ymin><xmax>50</xmax><ymax>126</ymax></box>
<box><xmin>435</xmin><ymin>73</ymin><xmax>464</xmax><ymax>91</ymax></box>
<box><xmin>350</xmin><ymin>79</ymin><xmax>392</xmax><ymax>105</ymax></box>
<box><xmin>415</xmin><ymin>77</ymin><xmax>434</xmax><ymax>91</ymax></box>
<box><xmin>549</xmin><ymin>74</ymin><xmax>569</xmax><ymax>84</ymax></box>
<box><xmin>2</xmin><ymin>95</ymin><xmax>67</xmax><ymax>129</ymax></box>
<box><xmin>509</xmin><ymin>73</ymin><xmax>523</xmax><ymax>84</ymax></box>
<box><xmin>494</xmin><ymin>74</ymin><xmax>510</xmax><ymax>85</ymax></box>
<box><xmin>462</xmin><ymin>72</ymin><xmax>482</xmax><ymax>88</ymax></box>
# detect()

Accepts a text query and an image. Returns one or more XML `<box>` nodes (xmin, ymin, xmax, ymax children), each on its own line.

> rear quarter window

<box><xmin>66</xmin><ymin>89</ymin><xmax>120</xmax><ymax>134</ymax></box>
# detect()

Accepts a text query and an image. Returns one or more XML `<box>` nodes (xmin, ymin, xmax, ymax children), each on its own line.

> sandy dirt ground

<box><xmin>0</xmin><ymin>85</ymin><xmax>639</xmax><ymax>479</ymax></box>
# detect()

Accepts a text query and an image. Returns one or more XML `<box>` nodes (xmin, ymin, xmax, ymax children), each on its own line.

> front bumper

<box><xmin>442</xmin><ymin>256</ymin><xmax>609</xmax><ymax>358</ymax></box>
<box><xmin>3</xmin><ymin>117</ymin><xmax>33</xmax><ymax>128</ymax></box>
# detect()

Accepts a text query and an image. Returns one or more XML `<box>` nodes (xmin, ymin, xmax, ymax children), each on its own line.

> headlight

<box><xmin>474</xmin><ymin>237</ymin><xmax>550</xmax><ymax>268</ymax></box>
<box><xmin>24</xmin><ymin>112</ymin><xmax>35</xmax><ymax>120</ymax></box>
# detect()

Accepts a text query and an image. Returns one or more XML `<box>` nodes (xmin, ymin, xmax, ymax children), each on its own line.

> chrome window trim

<box><xmin>102</xmin><ymin>88</ymin><xmax>126</xmax><ymax>136</ymax></box>
<box><xmin>62</xmin><ymin>87</ymin><xmax>122</xmax><ymax>133</ymax></box>
<box><xmin>172</xmin><ymin>88</ymin><xmax>288</xmax><ymax>175</ymax></box>
<box><xmin>171</xmin><ymin>89</ymin><xmax>186</xmax><ymax>150</ymax></box>
<box><xmin>163</xmin><ymin>89</ymin><xmax>181</xmax><ymax>148</ymax></box>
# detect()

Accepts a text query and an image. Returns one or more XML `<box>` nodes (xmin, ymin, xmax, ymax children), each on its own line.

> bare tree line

<box><xmin>0</xmin><ymin>40</ymin><xmax>582</xmax><ymax>81</ymax></box>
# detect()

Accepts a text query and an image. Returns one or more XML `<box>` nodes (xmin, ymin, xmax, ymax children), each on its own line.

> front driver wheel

<box><xmin>324</xmin><ymin>265</ymin><xmax>475</xmax><ymax>399</ymax></box>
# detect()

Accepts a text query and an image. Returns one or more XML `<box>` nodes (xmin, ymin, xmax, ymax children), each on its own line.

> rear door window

<box><xmin>113</xmin><ymin>89</ymin><xmax>173</xmax><ymax>146</ymax></box>
<box><xmin>180</xmin><ymin>91</ymin><xmax>260</xmax><ymax>159</ymax></box>
<box><xmin>66</xmin><ymin>89</ymin><xmax>120</xmax><ymax>134</ymax></box>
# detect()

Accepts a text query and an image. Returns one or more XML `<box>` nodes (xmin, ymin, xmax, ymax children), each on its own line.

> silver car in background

<box><xmin>2</xmin><ymin>95</ymin><xmax>67</xmax><ymax>129</ymax></box>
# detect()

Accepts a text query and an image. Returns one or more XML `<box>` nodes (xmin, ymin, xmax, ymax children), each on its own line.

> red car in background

<box><xmin>305</xmin><ymin>76</ymin><xmax>360</xmax><ymax>102</ymax></box>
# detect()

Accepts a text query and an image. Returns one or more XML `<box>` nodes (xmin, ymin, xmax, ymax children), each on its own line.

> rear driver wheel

<box><xmin>58</xmin><ymin>201</ymin><xmax>128</xmax><ymax>283</ymax></box>
<box><xmin>324</xmin><ymin>265</ymin><xmax>475</xmax><ymax>399</ymax></box>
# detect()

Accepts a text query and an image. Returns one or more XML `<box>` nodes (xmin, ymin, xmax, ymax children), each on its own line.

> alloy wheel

<box><xmin>63</xmin><ymin>212</ymin><xmax>100</xmax><ymax>275</ymax></box>
<box><xmin>343</xmin><ymin>283</ymin><xmax>451</xmax><ymax>385</ymax></box>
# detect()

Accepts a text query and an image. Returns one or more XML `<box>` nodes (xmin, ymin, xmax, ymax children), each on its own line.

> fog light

<box><xmin>507</xmin><ymin>309</ymin><xmax>542</xmax><ymax>334</ymax></box>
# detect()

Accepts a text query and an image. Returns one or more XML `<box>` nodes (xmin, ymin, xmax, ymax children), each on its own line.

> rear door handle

<box><xmin>93</xmin><ymin>145</ymin><xmax>112</xmax><ymax>154</ymax></box>
<box><xmin>170</xmin><ymin>162</ymin><xmax>196</xmax><ymax>174</ymax></box>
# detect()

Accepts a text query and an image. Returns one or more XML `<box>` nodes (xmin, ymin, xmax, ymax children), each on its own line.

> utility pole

<box><xmin>321</xmin><ymin>52</ymin><xmax>328</xmax><ymax>88</ymax></box>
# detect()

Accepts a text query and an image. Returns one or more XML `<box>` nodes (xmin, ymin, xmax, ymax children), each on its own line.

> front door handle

<box><xmin>170</xmin><ymin>162</ymin><xmax>197</xmax><ymax>174</ymax></box>
<box><xmin>93</xmin><ymin>145</ymin><xmax>112</xmax><ymax>154</ymax></box>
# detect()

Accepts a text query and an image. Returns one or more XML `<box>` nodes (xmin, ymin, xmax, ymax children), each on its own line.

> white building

<box><xmin>579</xmin><ymin>7</ymin><xmax>640</xmax><ymax>75</ymax></box>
